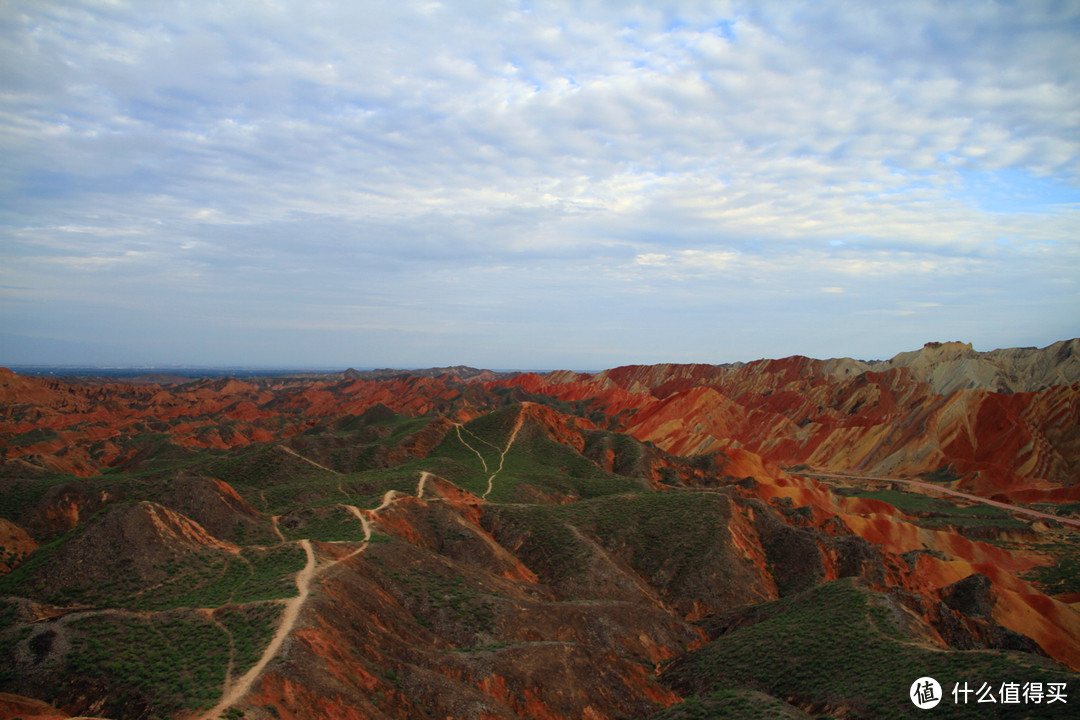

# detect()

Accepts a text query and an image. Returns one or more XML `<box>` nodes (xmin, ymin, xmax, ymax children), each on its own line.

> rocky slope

<box><xmin>884</xmin><ymin>339</ymin><xmax>1080</xmax><ymax>394</ymax></box>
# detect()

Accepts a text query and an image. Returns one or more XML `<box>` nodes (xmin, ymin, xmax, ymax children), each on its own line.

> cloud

<box><xmin>1</xmin><ymin>0</ymin><xmax>1078</xmax><ymax>367</ymax></box>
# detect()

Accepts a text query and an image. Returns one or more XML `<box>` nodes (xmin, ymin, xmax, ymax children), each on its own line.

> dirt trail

<box><xmin>806</xmin><ymin>471</ymin><xmax>1080</xmax><ymax>529</ymax></box>
<box><xmin>278</xmin><ymin>445</ymin><xmax>337</xmax><ymax>474</ymax></box>
<box><xmin>204</xmin><ymin>498</ymin><xmax>388</xmax><ymax>718</ymax></box>
<box><xmin>483</xmin><ymin>412</ymin><xmax>524</xmax><ymax>500</ymax></box>
<box><xmin>202</xmin><ymin>539</ymin><xmax>317</xmax><ymax>719</ymax></box>
<box><xmin>417</xmin><ymin>471</ymin><xmax>432</xmax><ymax>499</ymax></box>
<box><xmin>341</xmin><ymin>504</ymin><xmax>373</xmax><ymax>541</ymax></box>
<box><xmin>375</xmin><ymin>490</ymin><xmax>402</xmax><ymax>512</ymax></box>
<box><xmin>454</xmin><ymin>424</ymin><xmax>489</xmax><ymax>473</ymax></box>
<box><xmin>212</xmin><ymin>617</ymin><xmax>236</xmax><ymax>691</ymax></box>
<box><xmin>201</xmin><ymin>473</ymin><xmax>458</xmax><ymax>717</ymax></box>
<box><xmin>269</xmin><ymin>516</ymin><xmax>285</xmax><ymax>542</ymax></box>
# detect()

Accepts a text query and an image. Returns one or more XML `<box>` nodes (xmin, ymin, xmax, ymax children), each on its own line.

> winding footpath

<box><xmin>203</xmin><ymin>474</ymin><xmax>421</xmax><ymax>719</ymax></box>
<box><xmin>277</xmin><ymin>445</ymin><xmax>338</xmax><ymax>474</ymax></box>
<box><xmin>805</xmin><ymin>471</ymin><xmax>1080</xmax><ymax>529</ymax></box>
<box><xmin>452</xmin><ymin>418</ymin><xmax>523</xmax><ymax>499</ymax></box>
<box><xmin>483</xmin><ymin>413</ymin><xmax>525</xmax><ymax>500</ymax></box>
<box><xmin>202</xmin><ymin>539</ymin><xmax>318</xmax><ymax>720</ymax></box>
<box><xmin>374</xmin><ymin>490</ymin><xmax>403</xmax><ymax>512</ymax></box>
<box><xmin>269</xmin><ymin>516</ymin><xmax>285</xmax><ymax>542</ymax></box>
<box><xmin>342</xmin><ymin>504</ymin><xmax>374</xmax><ymax>541</ymax></box>
<box><xmin>417</xmin><ymin>471</ymin><xmax>432</xmax><ymax>499</ymax></box>
<box><xmin>454</xmin><ymin>424</ymin><xmax>489</xmax><ymax>473</ymax></box>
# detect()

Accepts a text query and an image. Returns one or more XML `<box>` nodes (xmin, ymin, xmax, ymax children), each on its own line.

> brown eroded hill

<box><xmin>1</xmin><ymin>341</ymin><xmax>1079</xmax><ymax>719</ymax></box>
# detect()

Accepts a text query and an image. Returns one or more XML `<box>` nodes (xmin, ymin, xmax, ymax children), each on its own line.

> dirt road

<box><xmin>202</xmin><ymin>539</ymin><xmax>317</xmax><ymax>719</ymax></box>
<box><xmin>204</xmin><ymin>495</ymin><xmax>395</xmax><ymax>718</ymax></box>
<box><xmin>806</xmin><ymin>471</ymin><xmax>1080</xmax><ymax>529</ymax></box>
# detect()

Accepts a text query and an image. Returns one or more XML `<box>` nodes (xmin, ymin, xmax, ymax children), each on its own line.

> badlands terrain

<box><xmin>1</xmin><ymin>340</ymin><xmax>1079</xmax><ymax>719</ymax></box>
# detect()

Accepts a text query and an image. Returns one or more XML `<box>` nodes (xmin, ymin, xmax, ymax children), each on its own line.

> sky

<box><xmin>2</xmin><ymin>0</ymin><xmax>1079</xmax><ymax>370</ymax></box>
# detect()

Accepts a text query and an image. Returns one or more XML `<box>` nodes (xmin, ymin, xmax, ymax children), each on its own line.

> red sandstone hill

<box><xmin>1</xmin><ymin>341</ymin><xmax>1079</xmax><ymax>719</ymax></box>
<box><xmin>499</xmin><ymin>341</ymin><xmax>1080</xmax><ymax>502</ymax></box>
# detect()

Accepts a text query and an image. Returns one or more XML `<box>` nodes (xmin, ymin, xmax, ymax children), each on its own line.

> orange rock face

<box><xmin>0</xmin><ymin>519</ymin><xmax>36</xmax><ymax>574</ymax></box>
<box><xmin>497</xmin><ymin>353</ymin><xmax>1080</xmax><ymax>500</ymax></box>
<box><xmin>0</xmin><ymin>692</ymin><xmax>71</xmax><ymax>719</ymax></box>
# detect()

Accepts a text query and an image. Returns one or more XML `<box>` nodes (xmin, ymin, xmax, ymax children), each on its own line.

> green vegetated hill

<box><xmin>659</xmin><ymin>578</ymin><xmax>1076</xmax><ymax>720</ymax></box>
<box><xmin>1</xmin><ymin>398</ymin><xmax>1078</xmax><ymax>719</ymax></box>
<box><xmin>431</xmin><ymin>404</ymin><xmax>648</xmax><ymax>502</ymax></box>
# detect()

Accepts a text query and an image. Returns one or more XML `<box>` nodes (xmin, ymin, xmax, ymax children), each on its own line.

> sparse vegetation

<box><xmin>0</xmin><ymin>601</ymin><xmax>29</xmax><ymax>684</ymax></box>
<box><xmin>215</xmin><ymin>603</ymin><xmax>283</xmax><ymax>678</ymax></box>
<box><xmin>207</xmin><ymin>445</ymin><xmax>337</xmax><ymax>491</ymax></box>
<box><xmin>486</xmin><ymin>504</ymin><xmax>588</xmax><ymax>578</ymax></box>
<box><xmin>833</xmin><ymin>486</ymin><xmax>1030</xmax><ymax>531</ymax></box>
<box><xmin>1020</xmin><ymin>539</ymin><xmax>1080</xmax><ymax>595</ymax></box>
<box><xmin>0</xmin><ymin>523</ymin><xmax>85</xmax><ymax>598</ymax></box>
<box><xmin>0</xmin><ymin>473</ymin><xmax>82</xmax><ymax>524</ymax></box>
<box><xmin>65</xmin><ymin>611</ymin><xmax>229</xmax><ymax>715</ymax></box>
<box><xmin>429</xmin><ymin>405</ymin><xmax>646</xmax><ymax>502</ymax></box>
<box><xmin>4</xmin><ymin>536</ymin><xmax>307</xmax><ymax>611</ymax></box>
<box><xmin>387</xmin><ymin>566</ymin><xmax>499</xmax><ymax>635</ymax></box>
<box><xmin>921</xmin><ymin>465</ymin><xmax>963</xmax><ymax>484</ymax></box>
<box><xmin>664</xmin><ymin>578</ymin><xmax>1077</xmax><ymax>719</ymax></box>
<box><xmin>5</xmin><ymin>427</ymin><xmax>60</xmax><ymax>447</ymax></box>
<box><xmin>564</xmin><ymin>491</ymin><xmax>735</xmax><ymax>596</ymax></box>
<box><xmin>278</xmin><ymin>504</ymin><xmax>368</xmax><ymax>542</ymax></box>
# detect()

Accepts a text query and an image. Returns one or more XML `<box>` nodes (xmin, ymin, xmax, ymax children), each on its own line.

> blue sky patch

<box><xmin>953</xmin><ymin>168</ymin><xmax>1080</xmax><ymax>214</ymax></box>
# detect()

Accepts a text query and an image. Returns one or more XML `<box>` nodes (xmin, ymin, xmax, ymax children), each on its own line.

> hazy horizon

<box><xmin>3</xmin><ymin>1</ymin><xmax>1079</xmax><ymax>369</ymax></box>
<box><xmin>6</xmin><ymin>336</ymin><xmax>1078</xmax><ymax>379</ymax></box>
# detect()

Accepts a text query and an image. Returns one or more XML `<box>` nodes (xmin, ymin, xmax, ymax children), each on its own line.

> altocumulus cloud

<box><xmin>1</xmin><ymin>0</ymin><xmax>1078</xmax><ymax>368</ymax></box>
